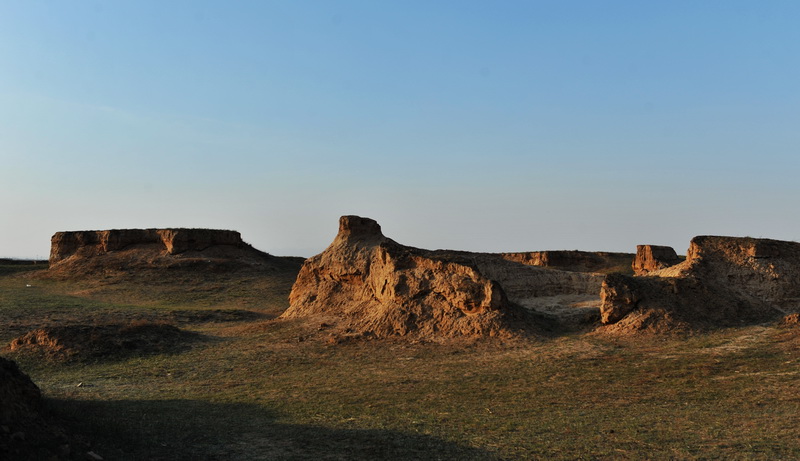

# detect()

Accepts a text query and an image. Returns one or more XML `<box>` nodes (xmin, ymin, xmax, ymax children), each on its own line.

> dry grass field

<box><xmin>2</xmin><ymin>261</ymin><xmax>800</xmax><ymax>460</ymax></box>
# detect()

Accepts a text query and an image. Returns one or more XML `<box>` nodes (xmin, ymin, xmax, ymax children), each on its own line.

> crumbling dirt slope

<box><xmin>600</xmin><ymin>236</ymin><xmax>799</xmax><ymax>333</ymax></box>
<box><xmin>283</xmin><ymin>216</ymin><xmax>515</xmax><ymax>338</ymax></box>
<box><xmin>656</xmin><ymin>236</ymin><xmax>800</xmax><ymax>308</ymax></box>
<box><xmin>283</xmin><ymin>216</ymin><xmax>608</xmax><ymax>339</ymax></box>
<box><xmin>599</xmin><ymin>273</ymin><xmax>773</xmax><ymax>333</ymax></box>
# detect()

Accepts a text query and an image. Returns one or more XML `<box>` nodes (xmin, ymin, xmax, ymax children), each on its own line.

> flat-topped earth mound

<box><xmin>43</xmin><ymin>228</ymin><xmax>304</xmax><ymax>280</ymax></box>
<box><xmin>25</xmin><ymin>228</ymin><xmax>305</xmax><ymax>322</ymax></box>
<box><xmin>9</xmin><ymin>322</ymin><xmax>200</xmax><ymax>362</ymax></box>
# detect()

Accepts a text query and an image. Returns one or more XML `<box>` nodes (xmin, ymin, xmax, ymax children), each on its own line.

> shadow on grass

<box><xmin>49</xmin><ymin>398</ymin><xmax>497</xmax><ymax>461</ymax></box>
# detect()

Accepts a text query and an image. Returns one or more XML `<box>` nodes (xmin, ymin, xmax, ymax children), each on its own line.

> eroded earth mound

<box><xmin>600</xmin><ymin>236</ymin><xmax>799</xmax><ymax>333</ymax></box>
<box><xmin>283</xmin><ymin>216</ymin><xmax>612</xmax><ymax>339</ymax></box>
<box><xmin>45</xmin><ymin>228</ymin><xmax>300</xmax><ymax>278</ymax></box>
<box><xmin>50</xmin><ymin>228</ymin><xmax>243</xmax><ymax>262</ymax></box>
<box><xmin>632</xmin><ymin>245</ymin><xmax>682</xmax><ymax>276</ymax></box>
<box><xmin>9</xmin><ymin>322</ymin><xmax>199</xmax><ymax>361</ymax></box>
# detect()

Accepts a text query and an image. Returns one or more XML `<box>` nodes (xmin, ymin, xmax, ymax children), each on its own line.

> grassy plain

<box><xmin>1</xmin><ymin>261</ymin><xmax>799</xmax><ymax>460</ymax></box>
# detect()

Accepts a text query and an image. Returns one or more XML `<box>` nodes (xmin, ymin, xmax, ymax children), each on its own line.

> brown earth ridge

<box><xmin>287</xmin><ymin>216</ymin><xmax>800</xmax><ymax>337</ymax></box>
<box><xmin>600</xmin><ymin>236</ymin><xmax>800</xmax><ymax>332</ymax></box>
<box><xmin>45</xmin><ymin>228</ymin><xmax>301</xmax><ymax>278</ymax></box>
<box><xmin>283</xmin><ymin>216</ymin><xmax>627</xmax><ymax>339</ymax></box>
<box><xmin>40</xmin><ymin>220</ymin><xmax>800</xmax><ymax>336</ymax></box>
<box><xmin>50</xmin><ymin>228</ymin><xmax>244</xmax><ymax>263</ymax></box>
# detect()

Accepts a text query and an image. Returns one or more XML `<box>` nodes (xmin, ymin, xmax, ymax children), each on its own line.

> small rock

<box><xmin>10</xmin><ymin>431</ymin><xmax>25</xmax><ymax>442</ymax></box>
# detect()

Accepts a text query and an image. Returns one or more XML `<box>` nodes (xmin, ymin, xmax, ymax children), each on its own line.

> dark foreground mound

<box><xmin>0</xmin><ymin>357</ymin><xmax>91</xmax><ymax>460</ymax></box>
<box><xmin>44</xmin><ymin>228</ymin><xmax>302</xmax><ymax>279</ymax></box>
<box><xmin>600</xmin><ymin>236</ymin><xmax>798</xmax><ymax>333</ymax></box>
<box><xmin>10</xmin><ymin>322</ymin><xmax>199</xmax><ymax>361</ymax></box>
<box><xmin>283</xmin><ymin>216</ymin><xmax>608</xmax><ymax>340</ymax></box>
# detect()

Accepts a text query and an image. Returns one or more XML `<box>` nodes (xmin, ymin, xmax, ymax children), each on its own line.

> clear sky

<box><xmin>2</xmin><ymin>1</ymin><xmax>799</xmax><ymax>259</ymax></box>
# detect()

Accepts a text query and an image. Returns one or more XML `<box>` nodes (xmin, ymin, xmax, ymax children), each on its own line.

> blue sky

<box><xmin>2</xmin><ymin>1</ymin><xmax>799</xmax><ymax>259</ymax></box>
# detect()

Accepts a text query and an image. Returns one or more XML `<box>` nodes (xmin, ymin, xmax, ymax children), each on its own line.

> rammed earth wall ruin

<box><xmin>600</xmin><ymin>236</ymin><xmax>800</xmax><ymax>331</ymax></box>
<box><xmin>50</xmin><ymin>229</ymin><xmax>244</xmax><ymax>264</ymax></box>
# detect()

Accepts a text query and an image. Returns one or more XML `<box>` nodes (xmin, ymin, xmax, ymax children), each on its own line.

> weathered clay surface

<box><xmin>674</xmin><ymin>236</ymin><xmax>800</xmax><ymax>307</ymax></box>
<box><xmin>600</xmin><ymin>273</ymin><xmax>771</xmax><ymax>328</ymax></box>
<box><xmin>284</xmin><ymin>216</ymin><xmax>606</xmax><ymax>338</ymax></box>
<box><xmin>45</xmin><ymin>228</ymin><xmax>294</xmax><ymax>278</ymax></box>
<box><xmin>50</xmin><ymin>228</ymin><xmax>243</xmax><ymax>263</ymax></box>
<box><xmin>600</xmin><ymin>236</ymin><xmax>800</xmax><ymax>332</ymax></box>
<box><xmin>632</xmin><ymin>245</ymin><xmax>682</xmax><ymax>275</ymax></box>
<box><xmin>284</xmin><ymin>216</ymin><xmax>511</xmax><ymax>338</ymax></box>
